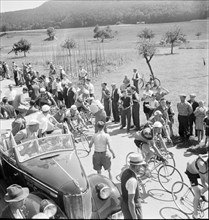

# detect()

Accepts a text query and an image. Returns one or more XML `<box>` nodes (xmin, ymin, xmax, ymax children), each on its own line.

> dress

<box><xmin>194</xmin><ymin>107</ymin><xmax>206</xmax><ymax>130</ymax></box>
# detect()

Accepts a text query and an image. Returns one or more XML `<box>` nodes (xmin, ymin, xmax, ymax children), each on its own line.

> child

<box><xmin>166</xmin><ymin>100</ymin><xmax>175</xmax><ymax>138</ymax></box>
<box><xmin>194</xmin><ymin>101</ymin><xmax>206</xmax><ymax>143</ymax></box>
<box><xmin>203</xmin><ymin>110</ymin><xmax>209</xmax><ymax>146</ymax></box>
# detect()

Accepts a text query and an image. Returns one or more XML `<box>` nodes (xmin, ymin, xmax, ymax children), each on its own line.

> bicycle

<box><xmin>138</xmin><ymin>73</ymin><xmax>161</xmax><ymax>90</ymax></box>
<box><xmin>171</xmin><ymin>181</ymin><xmax>208</xmax><ymax>218</ymax></box>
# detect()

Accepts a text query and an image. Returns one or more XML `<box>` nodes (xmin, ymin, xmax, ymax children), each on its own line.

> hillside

<box><xmin>1</xmin><ymin>0</ymin><xmax>209</xmax><ymax>31</ymax></box>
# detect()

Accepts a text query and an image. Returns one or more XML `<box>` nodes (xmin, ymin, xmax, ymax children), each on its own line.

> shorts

<box><xmin>93</xmin><ymin>151</ymin><xmax>111</xmax><ymax>171</ymax></box>
<box><xmin>185</xmin><ymin>170</ymin><xmax>200</xmax><ymax>186</ymax></box>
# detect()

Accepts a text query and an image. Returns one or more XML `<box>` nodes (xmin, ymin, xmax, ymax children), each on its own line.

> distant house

<box><xmin>136</xmin><ymin>21</ymin><xmax>145</xmax><ymax>24</ymax></box>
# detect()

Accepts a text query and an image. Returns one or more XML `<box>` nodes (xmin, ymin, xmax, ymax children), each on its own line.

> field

<box><xmin>1</xmin><ymin>20</ymin><xmax>208</xmax><ymax>131</ymax></box>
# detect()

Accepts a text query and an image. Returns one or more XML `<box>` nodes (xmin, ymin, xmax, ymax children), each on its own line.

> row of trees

<box><xmin>1</xmin><ymin>0</ymin><xmax>208</xmax><ymax>31</ymax></box>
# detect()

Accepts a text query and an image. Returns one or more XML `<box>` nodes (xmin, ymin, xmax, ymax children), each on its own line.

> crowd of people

<box><xmin>0</xmin><ymin>61</ymin><xmax>208</xmax><ymax>219</ymax></box>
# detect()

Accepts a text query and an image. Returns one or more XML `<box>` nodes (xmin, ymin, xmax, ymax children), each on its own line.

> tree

<box><xmin>162</xmin><ymin>26</ymin><xmax>186</xmax><ymax>54</ymax></box>
<box><xmin>61</xmin><ymin>38</ymin><xmax>76</xmax><ymax>56</ymax></box>
<box><xmin>8</xmin><ymin>38</ymin><xmax>31</xmax><ymax>57</ymax></box>
<box><xmin>137</xmin><ymin>40</ymin><xmax>157</xmax><ymax>77</ymax></box>
<box><xmin>46</xmin><ymin>27</ymin><xmax>56</xmax><ymax>40</ymax></box>
<box><xmin>195</xmin><ymin>32</ymin><xmax>201</xmax><ymax>39</ymax></box>
<box><xmin>137</xmin><ymin>28</ymin><xmax>155</xmax><ymax>41</ymax></box>
<box><xmin>1</xmin><ymin>25</ymin><xmax>7</xmax><ymax>33</ymax></box>
<box><xmin>93</xmin><ymin>26</ymin><xmax>114</xmax><ymax>43</ymax></box>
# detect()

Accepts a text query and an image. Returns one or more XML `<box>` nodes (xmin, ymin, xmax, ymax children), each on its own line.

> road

<box><xmin>0</xmin><ymin>79</ymin><xmax>208</xmax><ymax>219</ymax></box>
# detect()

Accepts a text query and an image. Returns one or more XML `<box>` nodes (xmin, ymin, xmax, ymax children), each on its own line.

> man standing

<box><xmin>89</xmin><ymin>121</ymin><xmax>115</xmax><ymax>180</ymax></box>
<box><xmin>132</xmin><ymin>69</ymin><xmax>140</xmax><ymax>93</ymax></box>
<box><xmin>120</xmin><ymin>90</ymin><xmax>132</xmax><ymax>133</ymax></box>
<box><xmin>188</xmin><ymin>94</ymin><xmax>199</xmax><ymax>136</ymax></box>
<box><xmin>111</xmin><ymin>83</ymin><xmax>120</xmax><ymax>123</ymax></box>
<box><xmin>131</xmin><ymin>86</ymin><xmax>140</xmax><ymax>131</ymax></box>
<box><xmin>101</xmin><ymin>82</ymin><xmax>111</xmax><ymax>122</ymax></box>
<box><xmin>177</xmin><ymin>94</ymin><xmax>193</xmax><ymax>141</ymax></box>
<box><xmin>66</xmin><ymin>82</ymin><xmax>77</xmax><ymax>108</ymax></box>
<box><xmin>121</xmin><ymin>153</ymin><xmax>145</xmax><ymax>219</ymax></box>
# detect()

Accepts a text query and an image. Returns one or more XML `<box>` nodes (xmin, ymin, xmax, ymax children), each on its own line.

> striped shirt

<box><xmin>177</xmin><ymin>101</ymin><xmax>193</xmax><ymax>116</ymax></box>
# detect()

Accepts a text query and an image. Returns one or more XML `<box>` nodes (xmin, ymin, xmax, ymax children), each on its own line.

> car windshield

<box><xmin>15</xmin><ymin>134</ymin><xmax>75</xmax><ymax>163</ymax></box>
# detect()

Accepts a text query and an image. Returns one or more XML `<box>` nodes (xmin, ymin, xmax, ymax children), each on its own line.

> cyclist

<box><xmin>65</xmin><ymin>105</ymin><xmax>88</xmax><ymax>132</ymax></box>
<box><xmin>134</xmin><ymin>121</ymin><xmax>171</xmax><ymax>164</ymax></box>
<box><xmin>185</xmin><ymin>154</ymin><xmax>208</xmax><ymax>219</ymax></box>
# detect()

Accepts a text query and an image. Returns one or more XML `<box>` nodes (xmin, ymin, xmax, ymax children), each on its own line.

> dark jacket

<box><xmin>1</xmin><ymin>205</ymin><xmax>16</xmax><ymax>218</ymax></box>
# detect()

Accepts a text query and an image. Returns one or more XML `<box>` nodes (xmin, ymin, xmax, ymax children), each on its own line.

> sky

<box><xmin>1</xmin><ymin>0</ymin><xmax>47</xmax><ymax>13</ymax></box>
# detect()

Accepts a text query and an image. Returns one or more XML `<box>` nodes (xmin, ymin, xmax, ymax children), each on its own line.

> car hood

<box><xmin>19</xmin><ymin>151</ymin><xmax>88</xmax><ymax>194</ymax></box>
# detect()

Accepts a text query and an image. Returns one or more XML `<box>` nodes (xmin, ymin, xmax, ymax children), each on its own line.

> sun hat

<box><xmin>42</xmin><ymin>105</ymin><xmax>50</xmax><ymax>112</ymax></box>
<box><xmin>153</xmin><ymin>121</ymin><xmax>163</xmax><ymax>128</ymax></box>
<box><xmin>28</xmin><ymin>119</ymin><xmax>40</xmax><ymax>126</ymax></box>
<box><xmin>129</xmin><ymin>153</ymin><xmax>146</xmax><ymax>166</ymax></box>
<box><xmin>179</xmin><ymin>93</ymin><xmax>186</xmax><ymax>97</ymax></box>
<box><xmin>4</xmin><ymin>184</ymin><xmax>29</xmax><ymax>203</ymax></box>
<box><xmin>70</xmin><ymin>105</ymin><xmax>77</xmax><ymax>111</ymax></box>
<box><xmin>154</xmin><ymin>110</ymin><xmax>163</xmax><ymax>116</ymax></box>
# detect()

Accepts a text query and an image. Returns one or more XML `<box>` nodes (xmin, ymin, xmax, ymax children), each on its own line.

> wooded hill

<box><xmin>1</xmin><ymin>0</ymin><xmax>209</xmax><ymax>31</ymax></box>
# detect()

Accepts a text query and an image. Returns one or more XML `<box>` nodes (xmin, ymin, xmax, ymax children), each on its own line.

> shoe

<box><xmin>130</xmin><ymin>125</ymin><xmax>134</xmax><ymax>128</ymax></box>
<box><xmin>120</xmin><ymin>126</ymin><xmax>124</xmax><ymax>129</ymax></box>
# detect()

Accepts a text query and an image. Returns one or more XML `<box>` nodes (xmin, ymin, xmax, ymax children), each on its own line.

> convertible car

<box><xmin>0</xmin><ymin>130</ymin><xmax>122</xmax><ymax>219</ymax></box>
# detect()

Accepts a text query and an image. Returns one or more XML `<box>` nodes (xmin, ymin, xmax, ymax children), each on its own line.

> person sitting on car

<box><xmin>14</xmin><ymin>119</ymin><xmax>41</xmax><ymax>144</ymax></box>
<box><xmin>37</xmin><ymin>105</ymin><xmax>63</xmax><ymax>135</ymax></box>
<box><xmin>0</xmin><ymin>184</ymin><xmax>29</xmax><ymax>219</ymax></box>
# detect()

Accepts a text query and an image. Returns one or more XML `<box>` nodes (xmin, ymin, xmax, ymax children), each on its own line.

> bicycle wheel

<box><xmin>172</xmin><ymin>181</ymin><xmax>194</xmax><ymax>215</ymax></box>
<box><xmin>158</xmin><ymin>164</ymin><xmax>183</xmax><ymax>193</ymax></box>
<box><xmin>138</xmin><ymin>78</ymin><xmax>144</xmax><ymax>89</ymax></box>
<box><xmin>75</xmin><ymin>134</ymin><xmax>90</xmax><ymax>158</ymax></box>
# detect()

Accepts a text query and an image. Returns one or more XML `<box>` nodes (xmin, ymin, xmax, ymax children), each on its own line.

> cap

<box><xmin>28</xmin><ymin>119</ymin><xmax>39</xmax><ymax>126</ymax></box>
<box><xmin>153</xmin><ymin>121</ymin><xmax>163</xmax><ymax>128</ymax></box>
<box><xmin>70</xmin><ymin>105</ymin><xmax>77</xmax><ymax>111</ymax></box>
<box><xmin>190</xmin><ymin>93</ymin><xmax>196</xmax><ymax>97</ymax></box>
<box><xmin>40</xmin><ymin>88</ymin><xmax>46</xmax><ymax>92</ymax></box>
<box><xmin>42</xmin><ymin>105</ymin><xmax>50</xmax><ymax>112</ymax></box>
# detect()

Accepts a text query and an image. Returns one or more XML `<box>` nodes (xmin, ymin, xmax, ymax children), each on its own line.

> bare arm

<box><xmin>107</xmin><ymin>136</ymin><xmax>115</xmax><ymax>158</ymax></box>
<box><xmin>128</xmin><ymin>194</ymin><xmax>137</xmax><ymax>219</ymax></box>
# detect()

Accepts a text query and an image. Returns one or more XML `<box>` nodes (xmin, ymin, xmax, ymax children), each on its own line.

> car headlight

<box><xmin>40</xmin><ymin>199</ymin><xmax>57</xmax><ymax>218</ymax></box>
<box><xmin>95</xmin><ymin>183</ymin><xmax>111</xmax><ymax>200</ymax></box>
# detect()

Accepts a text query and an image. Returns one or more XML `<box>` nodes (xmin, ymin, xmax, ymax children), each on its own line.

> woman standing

<box><xmin>141</xmin><ymin>83</ymin><xmax>153</xmax><ymax>120</ymax></box>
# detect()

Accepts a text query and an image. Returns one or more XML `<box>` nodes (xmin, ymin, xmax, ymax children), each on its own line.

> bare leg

<box><xmin>107</xmin><ymin>169</ymin><xmax>112</xmax><ymax>181</ymax></box>
<box><xmin>192</xmin><ymin>186</ymin><xmax>201</xmax><ymax>218</ymax></box>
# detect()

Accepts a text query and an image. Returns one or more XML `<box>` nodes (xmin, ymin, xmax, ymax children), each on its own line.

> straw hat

<box><xmin>153</xmin><ymin>121</ymin><xmax>163</xmax><ymax>128</ymax></box>
<box><xmin>42</xmin><ymin>105</ymin><xmax>50</xmax><ymax>112</ymax></box>
<box><xmin>4</xmin><ymin>184</ymin><xmax>29</xmax><ymax>203</ymax></box>
<box><xmin>129</xmin><ymin>153</ymin><xmax>146</xmax><ymax>166</ymax></box>
<box><xmin>17</xmin><ymin>105</ymin><xmax>29</xmax><ymax>113</ymax></box>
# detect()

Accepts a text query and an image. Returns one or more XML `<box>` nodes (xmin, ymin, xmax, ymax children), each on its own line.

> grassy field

<box><xmin>0</xmin><ymin>20</ymin><xmax>208</xmax><ymax>133</ymax></box>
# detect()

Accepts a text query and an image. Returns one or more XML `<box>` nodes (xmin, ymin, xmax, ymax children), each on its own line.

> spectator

<box><xmin>120</xmin><ymin>153</ymin><xmax>145</xmax><ymax>219</ymax></box>
<box><xmin>177</xmin><ymin>94</ymin><xmax>193</xmax><ymax>141</ymax></box>
<box><xmin>145</xmin><ymin>94</ymin><xmax>159</xmax><ymax>118</ymax></box>
<box><xmin>59</xmin><ymin>66</ymin><xmax>66</xmax><ymax>80</ymax></box>
<box><xmin>56</xmin><ymin>78</ymin><xmax>63</xmax><ymax>106</ymax></box>
<box><xmin>13</xmin><ymin>64</ymin><xmax>19</xmax><ymax>86</ymax></box>
<box><xmin>2</xmin><ymin>61</ymin><xmax>10</xmax><ymax>79</ymax></box>
<box><xmin>85</xmin><ymin>78</ymin><xmax>95</xmax><ymax>97</ymax></box>
<box><xmin>203</xmin><ymin>110</ymin><xmax>209</xmax><ymax>146</ymax></box>
<box><xmin>154</xmin><ymin>86</ymin><xmax>169</xmax><ymax>102</ymax></box>
<box><xmin>188</xmin><ymin>94</ymin><xmax>199</xmax><ymax>136</ymax></box>
<box><xmin>141</xmin><ymin>83</ymin><xmax>153</xmax><ymax>120</ymax></box>
<box><xmin>1</xmin><ymin>97</ymin><xmax>16</xmax><ymax>119</ymax></box>
<box><xmin>13</xmin><ymin>87</ymin><xmax>30</xmax><ymax>113</ymax></box>
<box><xmin>123</xmin><ymin>75</ymin><xmax>130</xmax><ymax>88</ymax></box>
<box><xmin>66</xmin><ymin>81</ymin><xmax>77</xmax><ymax>108</ymax></box>
<box><xmin>54</xmin><ymin>104</ymin><xmax>67</xmax><ymax>123</ymax></box>
<box><xmin>120</xmin><ymin>90</ymin><xmax>132</xmax><ymax>133</ymax></box>
<box><xmin>5</xmin><ymin>84</ymin><xmax>17</xmax><ymax>106</ymax></box>
<box><xmin>26</xmin><ymin>100</ymin><xmax>39</xmax><ymax>116</ymax></box>
<box><xmin>101</xmin><ymin>82</ymin><xmax>111</xmax><ymax>122</ymax></box>
<box><xmin>0</xmin><ymin>184</ymin><xmax>29</xmax><ymax>218</ymax></box>
<box><xmin>166</xmin><ymin>101</ymin><xmax>175</xmax><ymax>138</ymax></box>
<box><xmin>111</xmin><ymin>83</ymin><xmax>120</xmax><ymax>123</ymax></box>
<box><xmin>61</xmin><ymin>72</ymin><xmax>70</xmax><ymax>86</ymax></box>
<box><xmin>89</xmin><ymin>121</ymin><xmax>115</xmax><ymax>180</ymax></box>
<box><xmin>131</xmin><ymin>85</ymin><xmax>140</xmax><ymax>131</ymax></box>
<box><xmin>154</xmin><ymin>98</ymin><xmax>169</xmax><ymax>123</ymax></box>
<box><xmin>132</xmin><ymin>68</ymin><xmax>140</xmax><ymax>93</ymax></box>
<box><xmin>194</xmin><ymin>101</ymin><xmax>206</xmax><ymax>143</ymax></box>
<box><xmin>11</xmin><ymin>105</ymin><xmax>28</xmax><ymax>136</ymax></box>
<box><xmin>30</xmin><ymin>79</ymin><xmax>40</xmax><ymax>100</ymax></box>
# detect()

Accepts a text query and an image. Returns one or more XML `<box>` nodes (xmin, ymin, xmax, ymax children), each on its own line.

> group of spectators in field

<box><xmin>0</xmin><ymin>61</ymin><xmax>208</xmax><ymax>147</ymax></box>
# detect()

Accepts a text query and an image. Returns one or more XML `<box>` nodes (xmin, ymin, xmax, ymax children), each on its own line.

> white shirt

<box><xmin>5</xmin><ymin>89</ymin><xmax>17</xmax><ymax>101</ymax></box>
<box><xmin>56</xmin><ymin>82</ymin><xmax>63</xmax><ymax>92</ymax></box>
<box><xmin>91</xmin><ymin>130</ymin><xmax>110</xmax><ymax>152</ymax></box>
<box><xmin>89</xmin><ymin>100</ymin><xmax>104</xmax><ymax>114</ymax></box>
<box><xmin>126</xmin><ymin>177</ymin><xmax>138</xmax><ymax>194</ymax></box>
<box><xmin>142</xmin><ymin>90</ymin><xmax>153</xmax><ymax>102</ymax></box>
<box><xmin>87</xmin><ymin>82</ymin><xmax>94</xmax><ymax>94</ymax></box>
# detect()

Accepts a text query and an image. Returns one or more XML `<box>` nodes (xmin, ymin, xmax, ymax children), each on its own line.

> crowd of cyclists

<box><xmin>0</xmin><ymin>61</ymin><xmax>208</xmax><ymax>219</ymax></box>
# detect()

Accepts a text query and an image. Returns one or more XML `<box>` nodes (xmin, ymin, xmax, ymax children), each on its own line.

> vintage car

<box><xmin>0</xmin><ymin>130</ymin><xmax>122</xmax><ymax>219</ymax></box>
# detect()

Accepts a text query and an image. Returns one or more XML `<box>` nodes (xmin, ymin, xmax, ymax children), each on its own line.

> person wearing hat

<box><xmin>11</xmin><ymin>105</ymin><xmax>28</xmax><ymax>136</ymax></box>
<box><xmin>120</xmin><ymin>153</ymin><xmax>145</xmax><ymax>219</ymax></box>
<box><xmin>177</xmin><ymin>94</ymin><xmax>193</xmax><ymax>141</ymax></box>
<box><xmin>131</xmin><ymin>85</ymin><xmax>140</xmax><ymax>131</ymax></box>
<box><xmin>188</xmin><ymin>94</ymin><xmax>199</xmax><ymax>136</ymax></box>
<box><xmin>30</xmin><ymin>79</ymin><xmax>40</xmax><ymax>100</ymax></box>
<box><xmin>111</xmin><ymin>83</ymin><xmax>120</xmax><ymax>123</ymax></box>
<box><xmin>132</xmin><ymin>68</ymin><xmax>140</xmax><ymax>93</ymax></box>
<box><xmin>65</xmin><ymin>81</ymin><xmax>77</xmax><ymax>108</ymax></box>
<box><xmin>0</xmin><ymin>184</ymin><xmax>29</xmax><ymax>218</ymax></box>
<box><xmin>5</xmin><ymin>84</ymin><xmax>17</xmax><ymax>106</ymax></box>
<box><xmin>1</xmin><ymin>96</ymin><xmax>16</xmax><ymax>119</ymax></box>
<box><xmin>14</xmin><ymin>119</ymin><xmax>41</xmax><ymax>144</ymax></box>
<box><xmin>89</xmin><ymin>121</ymin><xmax>115</xmax><ymax>180</ymax></box>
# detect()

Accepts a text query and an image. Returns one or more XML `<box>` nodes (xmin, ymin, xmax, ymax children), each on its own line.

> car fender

<box><xmin>88</xmin><ymin>174</ymin><xmax>121</xmax><ymax>219</ymax></box>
